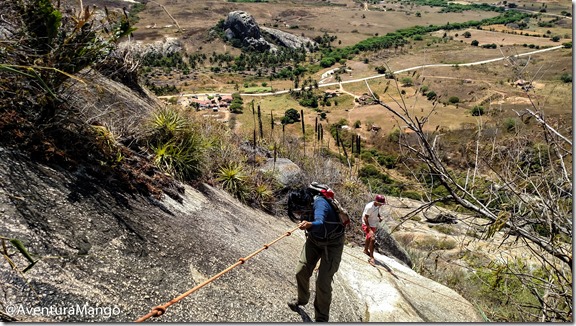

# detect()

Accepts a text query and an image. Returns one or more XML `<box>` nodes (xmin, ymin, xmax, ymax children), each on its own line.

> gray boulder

<box><xmin>260</xmin><ymin>26</ymin><xmax>316</xmax><ymax>51</ymax></box>
<box><xmin>224</xmin><ymin>11</ymin><xmax>272</xmax><ymax>52</ymax></box>
<box><xmin>258</xmin><ymin>158</ymin><xmax>302</xmax><ymax>186</ymax></box>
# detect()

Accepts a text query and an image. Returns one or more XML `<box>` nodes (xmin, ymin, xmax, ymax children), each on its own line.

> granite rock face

<box><xmin>0</xmin><ymin>149</ymin><xmax>482</xmax><ymax>322</ymax></box>
<box><xmin>222</xmin><ymin>11</ymin><xmax>316</xmax><ymax>52</ymax></box>
<box><xmin>258</xmin><ymin>158</ymin><xmax>302</xmax><ymax>186</ymax></box>
<box><xmin>260</xmin><ymin>26</ymin><xmax>316</xmax><ymax>51</ymax></box>
<box><xmin>224</xmin><ymin>11</ymin><xmax>272</xmax><ymax>52</ymax></box>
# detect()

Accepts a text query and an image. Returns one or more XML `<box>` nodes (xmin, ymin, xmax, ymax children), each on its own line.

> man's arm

<box><xmin>363</xmin><ymin>214</ymin><xmax>370</xmax><ymax>226</ymax></box>
<box><xmin>299</xmin><ymin>199</ymin><xmax>328</xmax><ymax>230</ymax></box>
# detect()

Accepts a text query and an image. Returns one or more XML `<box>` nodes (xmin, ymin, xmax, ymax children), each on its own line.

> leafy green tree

<box><xmin>282</xmin><ymin>108</ymin><xmax>300</xmax><ymax>124</ymax></box>
<box><xmin>229</xmin><ymin>102</ymin><xmax>243</xmax><ymax>113</ymax></box>
<box><xmin>320</xmin><ymin>57</ymin><xmax>336</xmax><ymax>68</ymax></box>
<box><xmin>375</xmin><ymin>66</ymin><xmax>387</xmax><ymax>74</ymax></box>
<box><xmin>229</xmin><ymin>93</ymin><xmax>244</xmax><ymax>113</ymax></box>
<box><xmin>401</xmin><ymin>77</ymin><xmax>413</xmax><ymax>86</ymax></box>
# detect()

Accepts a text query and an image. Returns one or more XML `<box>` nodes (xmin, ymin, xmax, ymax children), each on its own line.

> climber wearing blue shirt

<box><xmin>287</xmin><ymin>192</ymin><xmax>345</xmax><ymax>322</ymax></box>
<box><xmin>305</xmin><ymin>195</ymin><xmax>343</xmax><ymax>240</ymax></box>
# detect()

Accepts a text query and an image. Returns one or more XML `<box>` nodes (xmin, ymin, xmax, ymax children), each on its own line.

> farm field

<box><xmin>1</xmin><ymin>0</ymin><xmax>571</xmax><ymax>324</ymax></box>
<box><xmin>116</xmin><ymin>0</ymin><xmax>571</xmax><ymax>151</ymax></box>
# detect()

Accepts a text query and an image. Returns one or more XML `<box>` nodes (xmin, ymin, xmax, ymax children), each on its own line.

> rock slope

<box><xmin>0</xmin><ymin>148</ymin><xmax>482</xmax><ymax>322</ymax></box>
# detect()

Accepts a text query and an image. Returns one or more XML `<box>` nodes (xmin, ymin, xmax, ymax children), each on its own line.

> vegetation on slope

<box><xmin>0</xmin><ymin>0</ymin><xmax>572</xmax><ymax>322</ymax></box>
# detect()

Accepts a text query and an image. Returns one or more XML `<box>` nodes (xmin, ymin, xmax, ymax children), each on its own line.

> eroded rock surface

<box><xmin>0</xmin><ymin>149</ymin><xmax>482</xmax><ymax>322</ymax></box>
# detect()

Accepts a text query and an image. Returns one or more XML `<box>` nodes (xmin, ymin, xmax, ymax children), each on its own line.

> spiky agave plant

<box><xmin>149</xmin><ymin>107</ymin><xmax>188</xmax><ymax>142</ymax></box>
<box><xmin>151</xmin><ymin>132</ymin><xmax>203</xmax><ymax>180</ymax></box>
<box><xmin>217</xmin><ymin>162</ymin><xmax>248</xmax><ymax>202</ymax></box>
<box><xmin>252</xmin><ymin>182</ymin><xmax>274</xmax><ymax>210</ymax></box>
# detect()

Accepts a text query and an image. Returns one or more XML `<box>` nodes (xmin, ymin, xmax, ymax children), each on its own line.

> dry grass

<box><xmin>128</xmin><ymin>0</ymin><xmax>571</xmax><ymax>152</ymax></box>
<box><xmin>440</xmin><ymin>28</ymin><xmax>561</xmax><ymax>47</ymax></box>
<box><xmin>130</xmin><ymin>0</ymin><xmax>500</xmax><ymax>49</ymax></box>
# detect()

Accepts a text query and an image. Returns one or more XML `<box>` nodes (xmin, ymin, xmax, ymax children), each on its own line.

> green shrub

<box><xmin>474</xmin><ymin>259</ymin><xmax>548</xmax><ymax>322</ymax></box>
<box><xmin>320</xmin><ymin>57</ymin><xmax>336</xmax><ymax>68</ymax></box>
<box><xmin>401</xmin><ymin>77</ymin><xmax>413</xmax><ymax>86</ymax></box>
<box><xmin>414</xmin><ymin>236</ymin><xmax>457</xmax><ymax>251</ymax></box>
<box><xmin>504</xmin><ymin>118</ymin><xmax>517</xmax><ymax>132</ymax></box>
<box><xmin>151</xmin><ymin>133</ymin><xmax>204</xmax><ymax>180</ymax></box>
<box><xmin>448</xmin><ymin>96</ymin><xmax>460</xmax><ymax>104</ymax></box>
<box><xmin>282</xmin><ymin>108</ymin><xmax>300</xmax><ymax>124</ymax></box>
<box><xmin>431</xmin><ymin>224</ymin><xmax>456</xmax><ymax>235</ymax></box>
<box><xmin>402</xmin><ymin>191</ymin><xmax>422</xmax><ymax>200</ymax></box>
<box><xmin>388</xmin><ymin>129</ymin><xmax>401</xmax><ymax>143</ymax></box>
<box><xmin>560</xmin><ymin>73</ymin><xmax>572</xmax><ymax>83</ymax></box>
<box><xmin>358</xmin><ymin>164</ymin><xmax>380</xmax><ymax>178</ymax></box>
<box><xmin>471</xmin><ymin>105</ymin><xmax>484</xmax><ymax>116</ymax></box>
<box><xmin>149</xmin><ymin>108</ymin><xmax>188</xmax><ymax>142</ymax></box>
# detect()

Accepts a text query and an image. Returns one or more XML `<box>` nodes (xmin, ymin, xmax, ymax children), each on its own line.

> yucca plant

<box><xmin>149</xmin><ymin>108</ymin><xmax>188</xmax><ymax>142</ymax></box>
<box><xmin>217</xmin><ymin>163</ymin><xmax>248</xmax><ymax>202</ymax></box>
<box><xmin>151</xmin><ymin>133</ymin><xmax>203</xmax><ymax>180</ymax></box>
<box><xmin>252</xmin><ymin>182</ymin><xmax>274</xmax><ymax>210</ymax></box>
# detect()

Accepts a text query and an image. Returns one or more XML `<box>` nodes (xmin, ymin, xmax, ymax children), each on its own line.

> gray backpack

<box><xmin>307</xmin><ymin>182</ymin><xmax>351</xmax><ymax>228</ymax></box>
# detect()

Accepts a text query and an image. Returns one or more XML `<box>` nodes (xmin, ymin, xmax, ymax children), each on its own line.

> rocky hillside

<box><xmin>0</xmin><ymin>0</ymin><xmax>570</xmax><ymax>322</ymax></box>
<box><xmin>0</xmin><ymin>60</ymin><xmax>482</xmax><ymax>321</ymax></box>
<box><xmin>0</xmin><ymin>146</ymin><xmax>482</xmax><ymax>322</ymax></box>
<box><xmin>221</xmin><ymin>11</ymin><xmax>316</xmax><ymax>52</ymax></box>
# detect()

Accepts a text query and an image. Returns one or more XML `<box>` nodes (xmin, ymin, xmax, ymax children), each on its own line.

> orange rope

<box><xmin>135</xmin><ymin>226</ymin><xmax>300</xmax><ymax>322</ymax></box>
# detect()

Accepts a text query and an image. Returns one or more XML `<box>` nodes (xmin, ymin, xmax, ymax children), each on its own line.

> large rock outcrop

<box><xmin>260</xmin><ymin>26</ymin><xmax>316</xmax><ymax>51</ymax></box>
<box><xmin>0</xmin><ymin>148</ymin><xmax>483</xmax><ymax>322</ymax></box>
<box><xmin>223</xmin><ymin>11</ymin><xmax>273</xmax><ymax>52</ymax></box>
<box><xmin>222</xmin><ymin>11</ymin><xmax>316</xmax><ymax>52</ymax></box>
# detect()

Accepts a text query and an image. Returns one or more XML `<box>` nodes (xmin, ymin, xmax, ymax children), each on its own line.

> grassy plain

<box><xmin>88</xmin><ymin>1</ymin><xmax>573</xmax><ymax>321</ymax></box>
<box><xmin>123</xmin><ymin>0</ymin><xmax>571</xmax><ymax>148</ymax></box>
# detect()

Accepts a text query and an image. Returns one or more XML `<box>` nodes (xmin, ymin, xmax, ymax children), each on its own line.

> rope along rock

<box><xmin>135</xmin><ymin>226</ymin><xmax>300</xmax><ymax>322</ymax></box>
